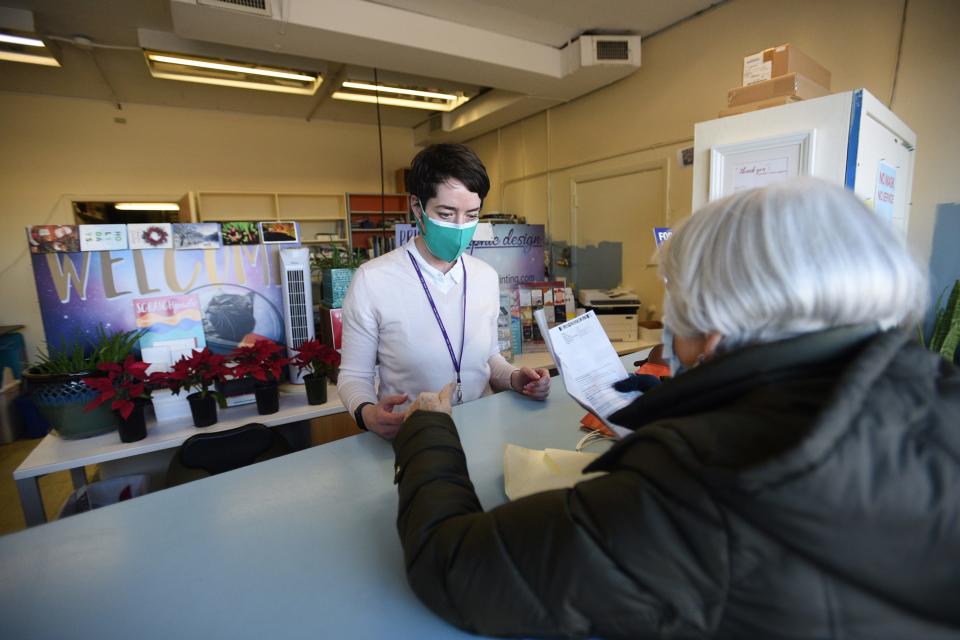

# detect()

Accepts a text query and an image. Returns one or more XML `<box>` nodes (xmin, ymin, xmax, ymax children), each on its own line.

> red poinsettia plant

<box><xmin>230</xmin><ymin>339</ymin><xmax>291</xmax><ymax>384</ymax></box>
<box><xmin>165</xmin><ymin>347</ymin><xmax>229</xmax><ymax>399</ymax></box>
<box><xmin>292</xmin><ymin>339</ymin><xmax>341</xmax><ymax>379</ymax></box>
<box><xmin>82</xmin><ymin>355</ymin><xmax>152</xmax><ymax>420</ymax></box>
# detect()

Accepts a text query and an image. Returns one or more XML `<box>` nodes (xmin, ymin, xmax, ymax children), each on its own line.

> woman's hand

<box><xmin>403</xmin><ymin>383</ymin><xmax>455</xmax><ymax>421</ymax></box>
<box><xmin>361</xmin><ymin>394</ymin><xmax>409</xmax><ymax>439</ymax></box>
<box><xmin>511</xmin><ymin>367</ymin><xmax>551</xmax><ymax>401</ymax></box>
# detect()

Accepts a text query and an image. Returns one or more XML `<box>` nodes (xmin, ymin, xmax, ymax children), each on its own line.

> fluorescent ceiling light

<box><xmin>143</xmin><ymin>50</ymin><xmax>321</xmax><ymax>95</ymax></box>
<box><xmin>148</xmin><ymin>53</ymin><xmax>314</xmax><ymax>82</ymax></box>
<box><xmin>332</xmin><ymin>80</ymin><xmax>470</xmax><ymax>112</ymax></box>
<box><xmin>341</xmin><ymin>81</ymin><xmax>458</xmax><ymax>101</ymax></box>
<box><xmin>333</xmin><ymin>91</ymin><xmax>467</xmax><ymax>111</ymax></box>
<box><xmin>0</xmin><ymin>30</ymin><xmax>60</xmax><ymax>67</ymax></box>
<box><xmin>0</xmin><ymin>33</ymin><xmax>44</xmax><ymax>47</ymax></box>
<box><xmin>115</xmin><ymin>202</ymin><xmax>180</xmax><ymax>211</ymax></box>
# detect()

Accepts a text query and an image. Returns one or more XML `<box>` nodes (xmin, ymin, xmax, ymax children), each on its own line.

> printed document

<box><xmin>535</xmin><ymin>309</ymin><xmax>640</xmax><ymax>438</ymax></box>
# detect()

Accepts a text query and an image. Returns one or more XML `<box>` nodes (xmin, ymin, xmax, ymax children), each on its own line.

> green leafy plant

<box><xmin>313</xmin><ymin>245</ymin><xmax>365</xmax><ymax>271</ymax></box>
<box><xmin>918</xmin><ymin>279</ymin><xmax>960</xmax><ymax>363</ymax></box>
<box><xmin>32</xmin><ymin>326</ymin><xmax>147</xmax><ymax>375</ymax></box>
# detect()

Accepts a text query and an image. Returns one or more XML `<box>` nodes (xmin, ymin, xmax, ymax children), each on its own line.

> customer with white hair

<box><xmin>389</xmin><ymin>178</ymin><xmax>960</xmax><ymax>639</ymax></box>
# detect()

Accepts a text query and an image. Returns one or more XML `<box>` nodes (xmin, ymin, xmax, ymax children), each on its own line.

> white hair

<box><xmin>661</xmin><ymin>178</ymin><xmax>927</xmax><ymax>350</ymax></box>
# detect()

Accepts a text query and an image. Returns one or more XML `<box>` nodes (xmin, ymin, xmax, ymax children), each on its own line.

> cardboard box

<box><xmin>720</xmin><ymin>96</ymin><xmax>802</xmax><ymax>117</ymax></box>
<box><xmin>742</xmin><ymin>43</ymin><xmax>831</xmax><ymax>89</ymax></box>
<box><xmin>728</xmin><ymin>72</ymin><xmax>829</xmax><ymax>107</ymax></box>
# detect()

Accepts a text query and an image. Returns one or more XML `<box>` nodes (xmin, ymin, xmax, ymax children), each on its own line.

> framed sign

<box><xmin>709</xmin><ymin>131</ymin><xmax>815</xmax><ymax>201</ymax></box>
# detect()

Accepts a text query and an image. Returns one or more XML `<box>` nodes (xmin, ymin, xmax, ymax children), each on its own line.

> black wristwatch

<box><xmin>354</xmin><ymin>402</ymin><xmax>373</xmax><ymax>431</ymax></box>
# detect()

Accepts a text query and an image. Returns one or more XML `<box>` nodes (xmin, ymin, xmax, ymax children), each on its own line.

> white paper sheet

<box><xmin>534</xmin><ymin>309</ymin><xmax>640</xmax><ymax>438</ymax></box>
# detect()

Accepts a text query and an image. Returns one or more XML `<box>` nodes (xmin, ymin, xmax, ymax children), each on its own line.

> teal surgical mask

<box><xmin>416</xmin><ymin>209</ymin><xmax>478</xmax><ymax>263</ymax></box>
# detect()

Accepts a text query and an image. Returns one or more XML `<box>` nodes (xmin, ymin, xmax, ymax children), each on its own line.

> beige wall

<box><xmin>468</xmin><ymin>0</ymin><xmax>959</xmax><ymax>316</ymax></box>
<box><xmin>0</xmin><ymin>93</ymin><xmax>416</xmax><ymax>356</ymax></box>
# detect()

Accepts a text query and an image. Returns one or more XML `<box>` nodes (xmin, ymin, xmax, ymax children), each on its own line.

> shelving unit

<box><xmin>346</xmin><ymin>193</ymin><xmax>410</xmax><ymax>256</ymax></box>
<box><xmin>195</xmin><ymin>191</ymin><xmax>348</xmax><ymax>245</ymax></box>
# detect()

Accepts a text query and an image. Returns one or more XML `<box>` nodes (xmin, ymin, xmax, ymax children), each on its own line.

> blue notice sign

<box><xmin>653</xmin><ymin>227</ymin><xmax>673</xmax><ymax>248</ymax></box>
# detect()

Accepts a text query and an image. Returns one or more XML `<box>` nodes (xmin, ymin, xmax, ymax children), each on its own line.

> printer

<box><xmin>577</xmin><ymin>288</ymin><xmax>641</xmax><ymax>342</ymax></box>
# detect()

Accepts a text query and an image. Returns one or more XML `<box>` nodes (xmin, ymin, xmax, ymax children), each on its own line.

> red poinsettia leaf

<box><xmin>113</xmin><ymin>398</ymin><xmax>134</xmax><ymax>420</ymax></box>
<box><xmin>97</xmin><ymin>361</ymin><xmax>122</xmax><ymax>374</ymax></box>
<box><xmin>127</xmin><ymin>360</ymin><xmax>150</xmax><ymax>379</ymax></box>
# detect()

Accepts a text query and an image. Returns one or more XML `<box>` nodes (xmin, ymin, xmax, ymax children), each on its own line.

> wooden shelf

<box><xmin>346</xmin><ymin>193</ymin><xmax>410</xmax><ymax>253</ymax></box>
<box><xmin>197</xmin><ymin>191</ymin><xmax>346</xmax><ymax>223</ymax></box>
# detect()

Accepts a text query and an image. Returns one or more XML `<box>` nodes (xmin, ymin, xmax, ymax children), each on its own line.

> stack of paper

<box><xmin>534</xmin><ymin>309</ymin><xmax>639</xmax><ymax>438</ymax></box>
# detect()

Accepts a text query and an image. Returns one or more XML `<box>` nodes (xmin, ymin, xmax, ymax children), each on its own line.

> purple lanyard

<box><xmin>407</xmin><ymin>251</ymin><xmax>467</xmax><ymax>404</ymax></box>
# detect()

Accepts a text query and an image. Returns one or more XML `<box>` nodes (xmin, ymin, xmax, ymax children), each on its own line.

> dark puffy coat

<box><xmin>393</xmin><ymin>327</ymin><xmax>960</xmax><ymax>638</ymax></box>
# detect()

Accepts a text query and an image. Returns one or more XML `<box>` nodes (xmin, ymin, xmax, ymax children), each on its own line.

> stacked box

<box><xmin>742</xmin><ymin>43</ymin><xmax>831</xmax><ymax>88</ymax></box>
<box><xmin>722</xmin><ymin>43</ymin><xmax>831</xmax><ymax>117</ymax></box>
<box><xmin>728</xmin><ymin>72</ymin><xmax>830</xmax><ymax>107</ymax></box>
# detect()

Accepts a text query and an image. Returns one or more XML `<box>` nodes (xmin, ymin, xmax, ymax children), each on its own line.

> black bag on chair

<box><xmin>166</xmin><ymin>423</ymin><xmax>291</xmax><ymax>487</ymax></box>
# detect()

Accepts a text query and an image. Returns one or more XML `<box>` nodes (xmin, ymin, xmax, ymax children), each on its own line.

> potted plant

<box><xmin>230</xmin><ymin>340</ymin><xmax>290</xmax><ymax>415</ymax></box>
<box><xmin>292</xmin><ymin>339</ymin><xmax>341</xmax><ymax>405</ymax></box>
<box><xmin>316</xmin><ymin>246</ymin><xmax>365</xmax><ymax>309</ymax></box>
<box><xmin>165</xmin><ymin>348</ymin><xmax>228</xmax><ymax>427</ymax></box>
<box><xmin>22</xmin><ymin>327</ymin><xmax>144</xmax><ymax>439</ymax></box>
<box><xmin>81</xmin><ymin>355</ymin><xmax>154</xmax><ymax>443</ymax></box>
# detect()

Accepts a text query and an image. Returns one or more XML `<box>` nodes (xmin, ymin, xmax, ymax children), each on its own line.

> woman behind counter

<box><xmin>337</xmin><ymin>144</ymin><xmax>550</xmax><ymax>439</ymax></box>
<box><xmin>392</xmin><ymin>179</ymin><xmax>960</xmax><ymax>639</ymax></box>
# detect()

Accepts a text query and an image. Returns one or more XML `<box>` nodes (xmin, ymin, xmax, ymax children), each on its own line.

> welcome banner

<box><xmin>31</xmin><ymin>245</ymin><xmax>289</xmax><ymax>353</ymax></box>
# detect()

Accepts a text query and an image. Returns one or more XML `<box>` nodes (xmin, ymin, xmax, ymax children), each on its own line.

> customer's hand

<box><xmin>510</xmin><ymin>367</ymin><xmax>551</xmax><ymax>401</ymax></box>
<box><xmin>403</xmin><ymin>383</ymin><xmax>454</xmax><ymax>421</ymax></box>
<box><xmin>361</xmin><ymin>394</ymin><xmax>409</xmax><ymax>439</ymax></box>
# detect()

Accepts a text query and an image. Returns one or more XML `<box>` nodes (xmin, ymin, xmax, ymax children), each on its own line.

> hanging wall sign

<box><xmin>128</xmin><ymin>223</ymin><xmax>174</xmax><ymax>250</ymax></box>
<box><xmin>31</xmin><ymin>244</ymin><xmax>289</xmax><ymax>354</ymax></box>
<box><xmin>27</xmin><ymin>225</ymin><xmax>80</xmax><ymax>253</ymax></box>
<box><xmin>653</xmin><ymin>227</ymin><xmax>673</xmax><ymax>248</ymax></box>
<box><xmin>467</xmin><ymin>224</ymin><xmax>546</xmax><ymax>286</ymax></box>
<box><xmin>80</xmin><ymin>225</ymin><xmax>128</xmax><ymax>251</ymax></box>
<box><xmin>172</xmin><ymin>223</ymin><xmax>222</xmax><ymax>250</ymax></box>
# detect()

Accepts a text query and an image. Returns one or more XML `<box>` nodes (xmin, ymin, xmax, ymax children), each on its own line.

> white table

<box><xmin>14</xmin><ymin>382</ymin><xmax>345</xmax><ymax>527</ymax></box>
<box><xmin>0</xmin><ymin>350</ymin><xmax>648</xmax><ymax>639</ymax></box>
<box><xmin>13</xmin><ymin>341</ymin><xmax>656</xmax><ymax>527</ymax></box>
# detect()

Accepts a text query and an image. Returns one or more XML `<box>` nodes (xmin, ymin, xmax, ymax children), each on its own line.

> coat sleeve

<box><xmin>394</xmin><ymin>411</ymin><xmax>730</xmax><ymax>638</ymax></box>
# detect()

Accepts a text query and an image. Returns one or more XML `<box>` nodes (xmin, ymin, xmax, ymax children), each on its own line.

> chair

<box><xmin>165</xmin><ymin>423</ymin><xmax>292</xmax><ymax>487</ymax></box>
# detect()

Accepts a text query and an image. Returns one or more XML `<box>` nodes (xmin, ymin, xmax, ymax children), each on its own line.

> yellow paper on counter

<box><xmin>503</xmin><ymin>444</ymin><xmax>607</xmax><ymax>500</ymax></box>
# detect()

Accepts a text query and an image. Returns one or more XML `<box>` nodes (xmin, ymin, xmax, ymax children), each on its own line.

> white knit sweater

<box><xmin>337</xmin><ymin>239</ymin><xmax>516</xmax><ymax>415</ymax></box>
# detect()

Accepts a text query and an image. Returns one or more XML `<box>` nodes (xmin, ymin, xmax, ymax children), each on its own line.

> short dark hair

<box><xmin>406</xmin><ymin>144</ymin><xmax>490</xmax><ymax>208</ymax></box>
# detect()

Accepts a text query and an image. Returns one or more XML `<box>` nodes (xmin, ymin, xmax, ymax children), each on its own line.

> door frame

<box><xmin>568</xmin><ymin>158</ymin><xmax>671</xmax><ymax>288</ymax></box>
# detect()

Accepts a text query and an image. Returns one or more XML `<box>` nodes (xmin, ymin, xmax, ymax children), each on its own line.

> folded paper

<box><xmin>503</xmin><ymin>443</ymin><xmax>605</xmax><ymax>500</ymax></box>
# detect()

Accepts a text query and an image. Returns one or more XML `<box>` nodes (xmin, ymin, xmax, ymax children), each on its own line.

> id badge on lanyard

<box><xmin>407</xmin><ymin>251</ymin><xmax>467</xmax><ymax>404</ymax></box>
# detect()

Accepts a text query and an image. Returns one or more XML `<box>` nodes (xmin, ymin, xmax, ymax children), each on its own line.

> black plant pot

<box><xmin>255</xmin><ymin>382</ymin><xmax>280</xmax><ymax>415</ymax></box>
<box><xmin>303</xmin><ymin>374</ymin><xmax>328</xmax><ymax>405</ymax></box>
<box><xmin>118</xmin><ymin>398</ymin><xmax>148</xmax><ymax>443</ymax></box>
<box><xmin>187</xmin><ymin>392</ymin><xmax>218</xmax><ymax>428</ymax></box>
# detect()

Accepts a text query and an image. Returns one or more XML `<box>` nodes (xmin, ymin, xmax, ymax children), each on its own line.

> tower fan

<box><xmin>280</xmin><ymin>247</ymin><xmax>315</xmax><ymax>383</ymax></box>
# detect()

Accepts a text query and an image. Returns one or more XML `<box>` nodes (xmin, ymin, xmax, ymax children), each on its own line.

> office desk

<box><xmin>0</xmin><ymin>351</ymin><xmax>648</xmax><ymax>639</ymax></box>
<box><xmin>14</xmin><ymin>382</ymin><xmax>345</xmax><ymax>527</ymax></box>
